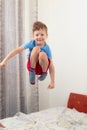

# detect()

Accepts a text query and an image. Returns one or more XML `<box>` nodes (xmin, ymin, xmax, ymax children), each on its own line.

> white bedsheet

<box><xmin>0</xmin><ymin>106</ymin><xmax>87</xmax><ymax>130</ymax></box>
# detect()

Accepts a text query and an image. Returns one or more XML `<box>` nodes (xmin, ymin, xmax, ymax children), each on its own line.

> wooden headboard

<box><xmin>67</xmin><ymin>92</ymin><xmax>87</xmax><ymax>113</ymax></box>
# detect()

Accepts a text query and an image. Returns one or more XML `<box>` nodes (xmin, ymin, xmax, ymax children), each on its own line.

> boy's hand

<box><xmin>0</xmin><ymin>61</ymin><xmax>6</xmax><ymax>68</ymax></box>
<box><xmin>48</xmin><ymin>83</ymin><xmax>54</xmax><ymax>89</ymax></box>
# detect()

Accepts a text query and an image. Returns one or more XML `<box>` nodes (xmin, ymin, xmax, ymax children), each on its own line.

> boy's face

<box><xmin>33</xmin><ymin>29</ymin><xmax>48</xmax><ymax>46</ymax></box>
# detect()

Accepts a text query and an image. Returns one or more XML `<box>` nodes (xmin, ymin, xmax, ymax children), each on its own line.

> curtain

<box><xmin>0</xmin><ymin>0</ymin><xmax>39</xmax><ymax>119</ymax></box>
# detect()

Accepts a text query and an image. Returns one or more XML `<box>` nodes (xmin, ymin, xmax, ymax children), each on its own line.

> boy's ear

<box><xmin>46</xmin><ymin>34</ymin><xmax>48</xmax><ymax>38</ymax></box>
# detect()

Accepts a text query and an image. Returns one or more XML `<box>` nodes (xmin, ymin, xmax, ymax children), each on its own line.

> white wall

<box><xmin>38</xmin><ymin>0</ymin><xmax>87</xmax><ymax>110</ymax></box>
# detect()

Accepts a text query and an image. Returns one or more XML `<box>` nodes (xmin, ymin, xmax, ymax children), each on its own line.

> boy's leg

<box><xmin>29</xmin><ymin>47</ymin><xmax>40</xmax><ymax>84</ymax></box>
<box><xmin>29</xmin><ymin>68</ymin><xmax>36</xmax><ymax>84</ymax></box>
<box><xmin>38</xmin><ymin>52</ymin><xmax>50</xmax><ymax>81</ymax></box>
<box><xmin>38</xmin><ymin>72</ymin><xmax>47</xmax><ymax>81</ymax></box>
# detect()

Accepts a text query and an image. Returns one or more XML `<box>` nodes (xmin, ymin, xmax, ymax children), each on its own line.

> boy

<box><xmin>0</xmin><ymin>21</ymin><xmax>55</xmax><ymax>89</ymax></box>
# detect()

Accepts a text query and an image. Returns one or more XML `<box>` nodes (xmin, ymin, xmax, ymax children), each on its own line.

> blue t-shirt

<box><xmin>22</xmin><ymin>40</ymin><xmax>52</xmax><ymax>59</ymax></box>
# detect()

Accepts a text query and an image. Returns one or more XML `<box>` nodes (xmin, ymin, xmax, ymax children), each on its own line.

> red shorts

<box><xmin>27</xmin><ymin>57</ymin><xmax>50</xmax><ymax>75</ymax></box>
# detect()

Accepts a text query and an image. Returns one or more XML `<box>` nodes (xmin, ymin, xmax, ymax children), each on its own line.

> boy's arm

<box><xmin>48</xmin><ymin>60</ymin><xmax>55</xmax><ymax>89</ymax></box>
<box><xmin>0</xmin><ymin>46</ymin><xmax>24</xmax><ymax>68</ymax></box>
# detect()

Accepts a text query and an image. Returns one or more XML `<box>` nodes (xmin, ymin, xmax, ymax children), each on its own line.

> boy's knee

<box><xmin>39</xmin><ymin>52</ymin><xmax>48</xmax><ymax>64</ymax></box>
<box><xmin>39</xmin><ymin>52</ymin><xmax>47</xmax><ymax>59</ymax></box>
<box><xmin>30</xmin><ymin>46</ymin><xmax>40</xmax><ymax>58</ymax></box>
<box><xmin>33</xmin><ymin>46</ymin><xmax>40</xmax><ymax>53</ymax></box>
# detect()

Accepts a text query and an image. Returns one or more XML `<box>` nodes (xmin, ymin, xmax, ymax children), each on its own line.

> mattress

<box><xmin>0</xmin><ymin>106</ymin><xmax>87</xmax><ymax>130</ymax></box>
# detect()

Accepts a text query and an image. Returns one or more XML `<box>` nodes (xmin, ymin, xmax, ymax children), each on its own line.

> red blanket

<box><xmin>68</xmin><ymin>93</ymin><xmax>87</xmax><ymax>113</ymax></box>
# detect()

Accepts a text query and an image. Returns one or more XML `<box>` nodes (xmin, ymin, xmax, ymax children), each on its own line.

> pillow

<box><xmin>67</xmin><ymin>92</ymin><xmax>87</xmax><ymax>113</ymax></box>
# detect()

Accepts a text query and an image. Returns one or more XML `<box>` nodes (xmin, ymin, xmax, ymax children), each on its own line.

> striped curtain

<box><xmin>0</xmin><ymin>0</ymin><xmax>39</xmax><ymax>119</ymax></box>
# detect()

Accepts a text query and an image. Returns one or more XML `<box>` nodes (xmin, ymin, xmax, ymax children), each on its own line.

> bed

<box><xmin>0</xmin><ymin>92</ymin><xmax>87</xmax><ymax>130</ymax></box>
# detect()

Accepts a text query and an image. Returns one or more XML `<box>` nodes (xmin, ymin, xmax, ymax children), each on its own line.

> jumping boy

<box><xmin>0</xmin><ymin>21</ymin><xmax>55</xmax><ymax>89</ymax></box>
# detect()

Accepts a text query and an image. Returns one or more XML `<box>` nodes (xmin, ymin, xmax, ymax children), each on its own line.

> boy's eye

<box><xmin>36</xmin><ymin>34</ymin><xmax>39</xmax><ymax>36</ymax></box>
<box><xmin>36</xmin><ymin>34</ymin><xmax>44</xmax><ymax>37</ymax></box>
<box><xmin>41</xmin><ymin>34</ymin><xmax>44</xmax><ymax>36</ymax></box>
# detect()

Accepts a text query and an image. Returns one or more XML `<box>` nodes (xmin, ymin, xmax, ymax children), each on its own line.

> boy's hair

<box><xmin>32</xmin><ymin>21</ymin><xmax>48</xmax><ymax>33</ymax></box>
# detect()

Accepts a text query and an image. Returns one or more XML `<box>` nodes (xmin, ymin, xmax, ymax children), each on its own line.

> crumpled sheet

<box><xmin>0</xmin><ymin>106</ymin><xmax>87</xmax><ymax>130</ymax></box>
